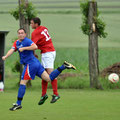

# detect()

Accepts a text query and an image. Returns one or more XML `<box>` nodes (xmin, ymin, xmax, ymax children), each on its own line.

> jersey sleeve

<box><xmin>12</xmin><ymin>40</ymin><xmax>17</xmax><ymax>52</ymax></box>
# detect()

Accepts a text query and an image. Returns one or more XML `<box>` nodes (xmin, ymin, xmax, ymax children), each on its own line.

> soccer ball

<box><xmin>108</xmin><ymin>73</ymin><xmax>119</xmax><ymax>83</ymax></box>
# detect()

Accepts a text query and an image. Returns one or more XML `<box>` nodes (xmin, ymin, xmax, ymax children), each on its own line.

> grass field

<box><xmin>0</xmin><ymin>0</ymin><xmax>120</xmax><ymax>13</ymax></box>
<box><xmin>1</xmin><ymin>89</ymin><xmax>120</xmax><ymax>120</ymax></box>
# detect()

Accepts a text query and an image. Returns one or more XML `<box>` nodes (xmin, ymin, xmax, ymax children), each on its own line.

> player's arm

<box><xmin>19</xmin><ymin>43</ymin><xmax>38</xmax><ymax>52</ymax></box>
<box><xmin>2</xmin><ymin>49</ymin><xmax>15</xmax><ymax>61</ymax></box>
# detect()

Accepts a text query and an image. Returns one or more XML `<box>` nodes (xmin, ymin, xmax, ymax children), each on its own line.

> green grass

<box><xmin>0</xmin><ymin>1</ymin><xmax>120</xmax><ymax>119</ymax></box>
<box><xmin>0</xmin><ymin>13</ymin><xmax>119</xmax><ymax>48</ymax></box>
<box><xmin>0</xmin><ymin>89</ymin><xmax>120</xmax><ymax>120</ymax></box>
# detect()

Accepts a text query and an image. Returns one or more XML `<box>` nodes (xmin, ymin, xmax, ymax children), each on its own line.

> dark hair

<box><xmin>17</xmin><ymin>28</ymin><xmax>26</xmax><ymax>33</ymax></box>
<box><xmin>31</xmin><ymin>17</ymin><xmax>41</xmax><ymax>25</ymax></box>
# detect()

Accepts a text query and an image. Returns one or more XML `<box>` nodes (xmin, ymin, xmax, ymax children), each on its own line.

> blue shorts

<box><xmin>21</xmin><ymin>60</ymin><xmax>45</xmax><ymax>80</ymax></box>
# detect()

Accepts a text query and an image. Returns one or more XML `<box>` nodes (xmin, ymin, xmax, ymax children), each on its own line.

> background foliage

<box><xmin>10</xmin><ymin>2</ymin><xmax>37</xmax><ymax>23</ymax></box>
<box><xmin>80</xmin><ymin>0</ymin><xmax>107</xmax><ymax>38</ymax></box>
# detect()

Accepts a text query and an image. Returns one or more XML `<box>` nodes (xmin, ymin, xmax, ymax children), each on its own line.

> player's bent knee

<box><xmin>45</xmin><ymin>79</ymin><xmax>51</xmax><ymax>82</ymax></box>
<box><xmin>20</xmin><ymin>80</ymin><xmax>29</xmax><ymax>85</ymax></box>
<box><xmin>41</xmin><ymin>71</ymin><xmax>51</xmax><ymax>82</ymax></box>
<box><xmin>42</xmin><ymin>78</ymin><xmax>51</xmax><ymax>82</ymax></box>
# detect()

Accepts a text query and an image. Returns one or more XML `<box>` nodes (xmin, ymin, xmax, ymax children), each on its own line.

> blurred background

<box><xmin>0</xmin><ymin>0</ymin><xmax>120</xmax><ymax>89</ymax></box>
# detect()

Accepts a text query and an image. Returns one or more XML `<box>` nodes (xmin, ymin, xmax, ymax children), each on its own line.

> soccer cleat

<box><xmin>38</xmin><ymin>94</ymin><xmax>48</xmax><ymax>105</ymax></box>
<box><xmin>9</xmin><ymin>103</ymin><xmax>22</xmax><ymax>111</ymax></box>
<box><xmin>50</xmin><ymin>95</ymin><xmax>60</xmax><ymax>103</ymax></box>
<box><xmin>63</xmin><ymin>61</ymin><xmax>76</xmax><ymax>70</ymax></box>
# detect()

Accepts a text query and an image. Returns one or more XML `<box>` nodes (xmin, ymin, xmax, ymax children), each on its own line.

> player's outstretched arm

<box><xmin>2</xmin><ymin>49</ymin><xmax>15</xmax><ymax>61</ymax></box>
<box><xmin>19</xmin><ymin>44</ymin><xmax>38</xmax><ymax>52</ymax></box>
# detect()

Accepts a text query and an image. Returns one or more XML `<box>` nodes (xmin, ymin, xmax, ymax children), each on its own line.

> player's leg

<box><xmin>44</xmin><ymin>52</ymin><xmax>59</xmax><ymax>96</ymax></box>
<box><xmin>49</xmin><ymin>61</ymin><xmax>76</xmax><ymax>105</ymax></box>
<box><xmin>39</xmin><ymin>52</ymin><xmax>49</xmax><ymax>105</ymax></box>
<box><xmin>41</xmin><ymin>79</ymin><xmax>48</xmax><ymax>96</ymax></box>
<box><xmin>39</xmin><ymin>71</ymin><xmax>49</xmax><ymax>105</ymax></box>
<box><xmin>41</xmin><ymin>61</ymin><xmax>76</xmax><ymax>82</ymax></box>
<box><xmin>38</xmin><ymin>70</ymin><xmax>58</xmax><ymax>105</ymax></box>
<box><xmin>38</xmin><ymin>52</ymin><xmax>76</xmax><ymax>81</ymax></box>
<box><xmin>9</xmin><ymin>64</ymin><xmax>32</xmax><ymax>111</ymax></box>
<box><xmin>39</xmin><ymin>80</ymin><xmax>48</xmax><ymax>105</ymax></box>
<box><xmin>37</xmin><ymin>61</ymin><xmax>76</xmax><ymax>83</ymax></box>
<box><xmin>37</xmin><ymin>61</ymin><xmax>76</xmax><ymax>105</ymax></box>
<box><xmin>40</xmin><ymin>51</ymin><xmax>59</xmax><ymax>104</ymax></box>
<box><xmin>38</xmin><ymin>70</ymin><xmax>49</xmax><ymax>105</ymax></box>
<box><xmin>9</xmin><ymin>80</ymin><xmax>29</xmax><ymax>111</ymax></box>
<box><xmin>46</xmin><ymin>68</ymin><xmax>60</xmax><ymax>103</ymax></box>
<box><xmin>16</xmin><ymin>80</ymin><xmax>29</xmax><ymax>105</ymax></box>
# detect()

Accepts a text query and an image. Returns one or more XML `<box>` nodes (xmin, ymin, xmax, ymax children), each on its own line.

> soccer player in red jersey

<box><xmin>30</xmin><ymin>17</ymin><xmax>59</xmax><ymax>104</ymax></box>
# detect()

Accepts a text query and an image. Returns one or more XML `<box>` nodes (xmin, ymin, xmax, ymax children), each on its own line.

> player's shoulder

<box><xmin>33</xmin><ymin>26</ymin><xmax>48</xmax><ymax>34</ymax></box>
<box><xmin>15</xmin><ymin>39</ymin><xmax>19</xmax><ymax>42</ymax></box>
<box><xmin>24</xmin><ymin>37</ymin><xmax>34</xmax><ymax>45</ymax></box>
<box><xmin>40</xmin><ymin>26</ymin><xmax>48</xmax><ymax>30</ymax></box>
<box><xmin>13</xmin><ymin>39</ymin><xmax>19</xmax><ymax>44</ymax></box>
<box><xmin>24</xmin><ymin>37</ymin><xmax>32</xmax><ymax>42</ymax></box>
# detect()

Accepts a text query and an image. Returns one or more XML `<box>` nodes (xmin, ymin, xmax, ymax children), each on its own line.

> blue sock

<box><xmin>49</xmin><ymin>65</ymin><xmax>66</xmax><ymax>81</ymax></box>
<box><xmin>17</xmin><ymin>84</ymin><xmax>26</xmax><ymax>105</ymax></box>
<box><xmin>59</xmin><ymin>65</ymin><xmax>66</xmax><ymax>70</ymax></box>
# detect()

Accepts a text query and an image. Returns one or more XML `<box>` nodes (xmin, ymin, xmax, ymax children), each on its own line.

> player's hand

<box><xmin>2</xmin><ymin>56</ymin><xmax>7</xmax><ymax>61</ymax></box>
<box><xmin>19</xmin><ymin>48</ymin><xmax>24</xmax><ymax>52</ymax></box>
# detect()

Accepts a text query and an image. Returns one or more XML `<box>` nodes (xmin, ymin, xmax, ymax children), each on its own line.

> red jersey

<box><xmin>31</xmin><ymin>26</ymin><xmax>55</xmax><ymax>53</ymax></box>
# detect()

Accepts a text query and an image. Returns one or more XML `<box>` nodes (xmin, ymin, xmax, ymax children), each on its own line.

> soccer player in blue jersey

<box><xmin>2</xmin><ymin>28</ymin><xmax>76</xmax><ymax>111</ymax></box>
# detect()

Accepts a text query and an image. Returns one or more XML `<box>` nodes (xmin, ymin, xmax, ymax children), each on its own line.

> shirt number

<box><xmin>41</xmin><ymin>29</ymin><xmax>51</xmax><ymax>41</ymax></box>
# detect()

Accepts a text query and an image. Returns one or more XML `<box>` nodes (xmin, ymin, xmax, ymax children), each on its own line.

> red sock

<box><xmin>41</xmin><ymin>80</ymin><xmax>48</xmax><ymax>96</ymax></box>
<box><xmin>51</xmin><ymin>79</ymin><xmax>58</xmax><ymax>96</ymax></box>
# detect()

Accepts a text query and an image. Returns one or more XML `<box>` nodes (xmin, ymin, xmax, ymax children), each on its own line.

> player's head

<box><xmin>30</xmin><ymin>17</ymin><xmax>41</xmax><ymax>29</ymax></box>
<box><xmin>17</xmin><ymin>28</ymin><xmax>27</xmax><ymax>41</ymax></box>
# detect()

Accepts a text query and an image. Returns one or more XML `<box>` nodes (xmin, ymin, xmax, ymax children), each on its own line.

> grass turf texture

<box><xmin>0</xmin><ymin>1</ymin><xmax>120</xmax><ymax>120</ymax></box>
<box><xmin>0</xmin><ymin>0</ymin><xmax>120</xmax><ymax>13</ymax></box>
<box><xmin>0</xmin><ymin>89</ymin><xmax>120</xmax><ymax>120</ymax></box>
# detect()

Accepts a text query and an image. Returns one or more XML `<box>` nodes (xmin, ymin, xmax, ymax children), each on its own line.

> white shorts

<box><xmin>41</xmin><ymin>51</ymin><xmax>56</xmax><ymax>69</ymax></box>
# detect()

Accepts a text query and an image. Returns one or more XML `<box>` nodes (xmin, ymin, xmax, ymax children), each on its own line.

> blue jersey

<box><xmin>12</xmin><ymin>37</ymin><xmax>37</xmax><ymax>65</ymax></box>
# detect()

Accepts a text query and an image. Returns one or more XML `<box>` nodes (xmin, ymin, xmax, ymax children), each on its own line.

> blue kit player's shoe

<box><xmin>64</xmin><ymin>61</ymin><xmax>76</xmax><ymax>70</ymax></box>
<box><xmin>9</xmin><ymin>103</ymin><xmax>22</xmax><ymax>111</ymax></box>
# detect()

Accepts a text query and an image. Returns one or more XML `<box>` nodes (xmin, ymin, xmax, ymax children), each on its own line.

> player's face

<box><xmin>18</xmin><ymin>30</ymin><xmax>26</xmax><ymax>40</ymax></box>
<box><xmin>30</xmin><ymin>20</ymin><xmax>35</xmax><ymax>29</ymax></box>
<box><xmin>30</xmin><ymin>20</ymin><xmax>37</xmax><ymax>29</ymax></box>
